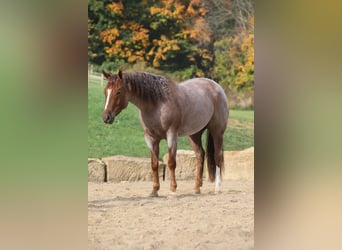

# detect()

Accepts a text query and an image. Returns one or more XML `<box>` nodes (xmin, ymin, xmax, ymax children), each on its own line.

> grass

<box><xmin>88</xmin><ymin>80</ymin><xmax>254</xmax><ymax>159</ymax></box>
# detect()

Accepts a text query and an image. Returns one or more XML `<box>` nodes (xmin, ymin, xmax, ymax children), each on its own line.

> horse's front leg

<box><xmin>145</xmin><ymin>134</ymin><xmax>160</xmax><ymax>197</ymax></box>
<box><xmin>188</xmin><ymin>130</ymin><xmax>205</xmax><ymax>194</ymax></box>
<box><xmin>167</xmin><ymin>131</ymin><xmax>178</xmax><ymax>193</ymax></box>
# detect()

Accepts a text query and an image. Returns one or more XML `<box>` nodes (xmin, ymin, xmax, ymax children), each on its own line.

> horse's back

<box><xmin>180</xmin><ymin>77</ymin><xmax>226</xmax><ymax>97</ymax></box>
<box><xmin>179</xmin><ymin>78</ymin><xmax>228</xmax><ymax>112</ymax></box>
<box><xmin>175</xmin><ymin>78</ymin><xmax>228</xmax><ymax>136</ymax></box>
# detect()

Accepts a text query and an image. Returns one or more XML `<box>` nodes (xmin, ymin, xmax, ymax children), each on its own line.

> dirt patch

<box><xmin>88</xmin><ymin>180</ymin><xmax>254</xmax><ymax>249</ymax></box>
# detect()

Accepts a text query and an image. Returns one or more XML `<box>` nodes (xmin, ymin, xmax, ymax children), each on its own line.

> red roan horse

<box><xmin>102</xmin><ymin>70</ymin><xmax>229</xmax><ymax>196</ymax></box>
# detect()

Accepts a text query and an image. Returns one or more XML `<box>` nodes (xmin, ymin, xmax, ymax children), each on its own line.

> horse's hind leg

<box><xmin>189</xmin><ymin>129</ymin><xmax>205</xmax><ymax>194</ymax></box>
<box><xmin>212</xmin><ymin>131</ymin><xmax>224</xmax><ymax>193</ymax></box>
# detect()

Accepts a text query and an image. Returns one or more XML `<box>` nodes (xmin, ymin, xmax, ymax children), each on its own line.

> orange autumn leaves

<box><xmin>101</xmin><ymin>22</ymin><xmax>149</xmax><ymax>63</ymax></box>
<box><xmin>99</xmin><ymin>0</ymin><xmax>211</xmax><ymax>69</ymax></box>
<box><xmin>90</xmin><ymin>0</ymin><xmax>254</xmax><ymax>90</ymax></box>
<box><xmin>213</xmin><ymin>15</ymin><xmax>254</xmax><ymax>91</ymax></box>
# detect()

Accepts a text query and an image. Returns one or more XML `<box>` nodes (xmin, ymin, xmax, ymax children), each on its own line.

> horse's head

<box><xmin>102</xmin><ymin>69</ymin><xmax>128</xmax><ymax>124</ymax></box>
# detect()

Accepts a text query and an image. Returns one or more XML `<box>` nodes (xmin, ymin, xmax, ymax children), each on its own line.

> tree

<box><xmin>88</xmin><ymin>0</ymin><xmax>117</xmax><ymax>65</ymax></box>
<box><xmin>88</xmin><ymin>0</ymin><xmax>255</xmax><ymax>95</ymax></box>
<box><xmin>88</xmin><ymin>0</ymin><xmax>213</xmax><ymax>77</ymax></box>
<box><xmin>204</xmin><ymin>0</ymin><xmax>254</xmax><ymax>40</ymax></box>
<box><xmin>213</xmin><ymin>15</ymin><xmax>254</xmax><ymax>91</ymax></box>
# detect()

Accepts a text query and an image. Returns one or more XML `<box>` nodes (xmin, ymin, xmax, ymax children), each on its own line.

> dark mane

<box><xmin>123</xmin><ymin>72</ymin><xmax>172</xmax><ymax>103</ymax></box>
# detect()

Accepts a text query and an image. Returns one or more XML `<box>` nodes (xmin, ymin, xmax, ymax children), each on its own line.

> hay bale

<box><xmin>224</xmin><ymin>147</ymin><xmax>254</xmax><ymax>180</ymax></box>
<box><xmin>88</xmin><ymin>158</ymin><xmax>106</xmax><ymax>182</ymax></box>
<box><xmin>94</xmin><ymin>147</ymin><xmax>254</xmax><ymax>183</ymax></box>
<box><xmin>162</xmin><ymin>147</ymin><xmax>254</xmax><ymax>181</ymax></box>
<box><xmin>102</xmin><ymin>155</ymin><xmax>166</xmax><ymax>182</ymax></box>
<box><xmin>162</xmin><ymin>150</ymin><xmax>198</xmax><ymax>180</ymax></box>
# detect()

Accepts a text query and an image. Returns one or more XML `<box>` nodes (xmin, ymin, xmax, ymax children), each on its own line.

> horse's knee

<box><xmin>150</xmin><ymin>151</ymin><xmax>159</xmax><ymax>170</ymax></box>
<box><xmin>196</xmin><ymin>148</ymin><xmax>204</xmax><ymax>161</ymax></box>
<box><xmin>152</xmin><ymin>164</ymin><xmax>159</xmax><ymax>171</ymax></box>
<box><xmin>168</xmin><ymin>155</ymin><xmax>176</xmax><ymax>170</ymax></box>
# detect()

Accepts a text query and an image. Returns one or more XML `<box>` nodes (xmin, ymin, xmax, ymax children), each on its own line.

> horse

<box><xmin>102</xmin><ymin>69</ymin><xmax>229</xmax><ymax>196</ymax></box>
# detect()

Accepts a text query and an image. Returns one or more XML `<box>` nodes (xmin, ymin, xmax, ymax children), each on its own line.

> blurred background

<box><xmin>256</xmin><ymin>1</ymin><xmax>342</xmax><ymax>249</ymax></box>
<box><xmin>0</xmin><ymin>1</ymin><xmax>88</xmax><ymax>250</ymax></box>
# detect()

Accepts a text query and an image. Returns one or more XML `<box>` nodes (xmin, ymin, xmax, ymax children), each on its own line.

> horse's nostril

<box><xmin>102</xmin><ymin>113</ymin><xmax>109</xmax><ymax>123</ymax></box>
<box><xmin>104</xmin><ymin>114</ymin><xmax>112</xmax><ymax>123</ymax></box>
<box><xmin>102</xmin><ymin>112</ymin><xmax>115</xmax><ymax>124</ymax></box>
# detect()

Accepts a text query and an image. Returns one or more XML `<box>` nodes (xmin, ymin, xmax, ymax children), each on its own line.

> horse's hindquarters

<box><xmin>176</xmin><ymin>82</ymin><xmax>218</xmax><ymax>136</ymax></box>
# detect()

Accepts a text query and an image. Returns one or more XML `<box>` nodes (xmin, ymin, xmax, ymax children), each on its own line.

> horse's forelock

<box><xmin>109</xmin><ymin>74</ymin><xmax>119</xmax><ymax>84</ymax></box>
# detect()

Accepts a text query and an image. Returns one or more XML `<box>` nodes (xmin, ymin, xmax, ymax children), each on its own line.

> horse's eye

<box><xmin>116</xmin><ymin>91</ymin><xmax>121</xmax><ymax>96</ymax></box>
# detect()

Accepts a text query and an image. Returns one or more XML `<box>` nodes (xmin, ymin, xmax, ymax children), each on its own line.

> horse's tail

<box><xmin>206</xmin><ymin>130</ymin><xmax>216</xmax><ymax>182</ymax></box>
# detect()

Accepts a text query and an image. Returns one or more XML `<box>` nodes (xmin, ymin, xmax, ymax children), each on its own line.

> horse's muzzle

<box><xmin>102</xmin><ymin>112</ymin><xmax>115</xmax><ymax>124</ymax></box>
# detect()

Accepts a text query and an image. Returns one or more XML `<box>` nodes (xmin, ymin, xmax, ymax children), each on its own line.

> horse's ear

<box><xmin>118</xmin><ymin>69</ymin><xmax>123</xmax><ymax>79</ymax></box>
<box><xmin>102</xmin><ymin>70</ymin><xmax>111</xmax><ymax>79</ymax></box>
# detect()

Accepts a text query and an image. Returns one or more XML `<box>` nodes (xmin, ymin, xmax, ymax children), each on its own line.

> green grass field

<box><xmin>88</xmin><ymin>79</ymin><xmax>254</xmax><ymax>159</ymax></box>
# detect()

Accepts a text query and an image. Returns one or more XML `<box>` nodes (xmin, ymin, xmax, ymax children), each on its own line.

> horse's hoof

<box><xmin>167</xmin><ymin>191</ymin><xmax>177</xmax><ymax>198</ymax></box>
<box><xmin>149</xmin><ymin>192</ymin><xmax>158</xmax><ymax>197</ymax></box>
<box><xmin>215</xmin><ymin>189</ymin><xmax>222</xmax><ymax>194</ymax></box>
<box><xmin>193</xmin><ymin>189</ymin><xmax>201</xmax><ymax>195</ymax></box>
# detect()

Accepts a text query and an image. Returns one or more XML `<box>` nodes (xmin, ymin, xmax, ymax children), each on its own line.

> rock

<box><xmin>102</xmin><ymin>155</ymin><xmax>166</xmax><ymax>182</ymax></box>
<box><xmin>88</xmin><ymin>158</ymin><xmax>106</xmax><ymax>182</ymax></box>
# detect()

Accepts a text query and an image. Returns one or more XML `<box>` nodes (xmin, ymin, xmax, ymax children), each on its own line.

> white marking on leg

<box><xmin>144</xmin><ymin>134</ymin><xmax>153</xmax><ymax>151</ymax></box>
<box><xmin>166</xmin><ymin>131</ymin><xmax>176</xmax><ymax>149</ymax></box>
<box><xmin>104</xmin><ymin>89</ymin><xmax>112</xmax><ymax>110</ymax></box>
<box><xmin>215</xmin><ymin>166</ymin><xmax>221</xmax><ymax>193</ymax></box>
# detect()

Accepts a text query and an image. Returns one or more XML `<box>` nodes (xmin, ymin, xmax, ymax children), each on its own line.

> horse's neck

<box><xmin>124</xmin><ymin>74</ymin><xmax>167</xmax><ymax>112</ymax></box>
<box><xmin>123</xmin><ymin>77</ymin><xmax>144</xmax><ymax>109</ymax></box>
<box><xmin>127</xmin><ymin>91</ymin><xmax>157</xmax><ymax>112</ymax></box>
<box><xmin>127</xmin><ymin>92</ymin><xmax>143</xmax><ymax>109</ymax></box>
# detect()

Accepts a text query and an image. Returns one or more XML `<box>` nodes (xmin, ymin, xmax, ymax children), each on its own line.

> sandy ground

<box><xmin>88</xmin><ymin>180</ymin><xmax>254</xmax><ymax>250</ymax></box>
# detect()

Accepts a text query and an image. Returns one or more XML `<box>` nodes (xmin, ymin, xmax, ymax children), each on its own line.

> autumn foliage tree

<box><xmin>213</xmin><ymin>15</ymin><xmax>254</xmax><ymax>91</ymax></box>
<box><xmin>88</xmin><ymin>0</ymin><xmax>213</xmax><ymax>77</ymax></box>
<box><xmin>88</xmin><ymin>0</ymin><xmax>254</xmax><ymax>97</ymax></box>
